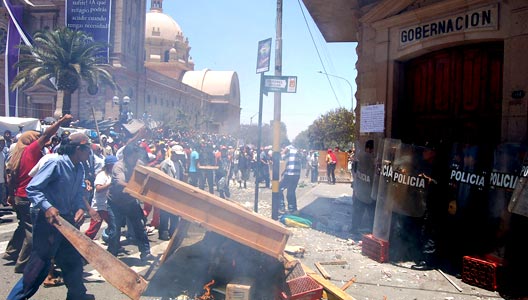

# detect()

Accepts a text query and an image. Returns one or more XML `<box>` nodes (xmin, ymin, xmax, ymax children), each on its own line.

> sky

<box><xmin>160</xmin><ymin>0</ymin><xmax>358</xmax><ymax>140</ymax></box>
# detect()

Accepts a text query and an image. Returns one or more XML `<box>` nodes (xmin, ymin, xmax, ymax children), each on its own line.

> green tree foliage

<box><xmin>293</xmin><ymin>129</ymin><xmax>310</xmax><ymax>149</ymax></box>
<box><xmin>12</xmin><ymin>27</ymin><xmax>117</xmax><ymax>117</ymax></box>
<box><xmin>307</xmin><ymin>107</ymin><xmax>354</xmax><ymax>150</ymax></box>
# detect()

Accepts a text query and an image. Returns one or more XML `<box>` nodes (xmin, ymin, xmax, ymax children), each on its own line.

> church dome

<box><xmin>145</xmin><ymin>10</ymin><xmax>183</xmax><ymax>41</ymax></box>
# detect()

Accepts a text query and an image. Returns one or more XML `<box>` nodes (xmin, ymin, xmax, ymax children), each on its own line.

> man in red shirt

<box><xmin>3</xmin><ymin>115</ymin><xmax>72</xmax><ymax>274</ymax></box>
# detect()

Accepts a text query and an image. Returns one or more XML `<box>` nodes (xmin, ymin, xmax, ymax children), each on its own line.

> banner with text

<box><xmin>66</xmin><ymin>0</ymin><xmax>112</xmax><ymax>62</ymax></box>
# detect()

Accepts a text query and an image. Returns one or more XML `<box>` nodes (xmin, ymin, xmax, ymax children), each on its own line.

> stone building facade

<box><xmin>304</xmin><ymin>0</ymin><xmax>527</xmax><ymax>146</ymax></box>
<box><xmin>304</xmin><ymin>0</ymin><xmax>528</xmax><ymax>294</ymax></box>
<box><xmin>0</xmin><ymin>0</ymin><xmax>240</xmax><ymax>134</ymax></box>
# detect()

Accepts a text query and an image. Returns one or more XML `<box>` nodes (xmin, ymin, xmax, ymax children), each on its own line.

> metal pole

<box><xmin>254</xmin><ymin>74</ymin><xmax>264</xmax><ymax>212</ymax></box>
<box><xmin>271</xmin><ymin>0</ymin><xmax>283</xmax><ymax>220</ymax></box>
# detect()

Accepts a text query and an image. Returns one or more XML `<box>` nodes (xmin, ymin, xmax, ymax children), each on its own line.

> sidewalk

<box><xmin>288</xmin><ymin>182</ymin><xmax>504</xmax><ymax>300</ymax></box>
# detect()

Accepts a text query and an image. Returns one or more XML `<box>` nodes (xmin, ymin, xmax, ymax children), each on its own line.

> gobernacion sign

<box><xmin>399</xmin><ymin>4</ymin><xmax>498</xmax><ymax>48</ymax></box>
<box><xmin>66</xmin><ymin>0</ymin><xmax>112</xmax><ymax>62</ymax></box>
<box><xmin>263</xmin><ymin>76</ymin><xmax>297</xmax><ymax>94</ymax></box>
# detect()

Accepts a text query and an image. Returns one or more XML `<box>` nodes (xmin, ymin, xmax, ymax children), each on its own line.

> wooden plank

<box><xmin>125</xmin><ymin>165</ymin><xmax>291</xmax><ymax>259</ymax></box>
<box><xmin>53</xmin><ymin>216</ymin><xmax>147</xmax><ymax>300</ymax></box>
<box><xmin>315</xmin><ymin>262</ymin><xmax>332</xmax><ymax>279</ymax></box>
<box><xmin>283</xmin><ymin>254</ymin><xmax>355</xmax><ymax>300</ymax></box>
<box><xmin>319</xmin><ymin>260</ymin><xmax>348</xmax><ymax>266</ymax></box>
<box><xmin>340</xmin><ymin>277</ymin><xmax>356</xmax><ymax>291</ymax></box>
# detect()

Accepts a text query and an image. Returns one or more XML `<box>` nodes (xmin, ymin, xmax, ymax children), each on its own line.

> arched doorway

<box><xmin>396</xmin><ymin>42</ymin><xmax>503</xmax><ymax>146</ymax></box>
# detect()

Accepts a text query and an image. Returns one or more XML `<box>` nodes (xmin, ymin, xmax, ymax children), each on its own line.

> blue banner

<box><xmin>5</xmin><ymin>5</ymin><xmax>22</xmax><ymax>116</ymax></box>
<box><xmin>65</xmin><ymin>0</ymin><xmax>112</xmax><ymax>62</ymax></box>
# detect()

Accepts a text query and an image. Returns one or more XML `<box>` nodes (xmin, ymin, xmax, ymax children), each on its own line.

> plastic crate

<box><xmin>462</xmin><ymin>255</ymin><xmax>503</xmax><ymax>291</ymax></box>
<box><xmin>361</xmin><ymin>234</ymin><xmax>389</xmax><ymax>263</ymax></box>
<box><xmin>285</xmin><ymin>260</ymin><xmax>306</xmax><ymax>282</ymax></box>
<box><xmin>279</xmin><ymin>275</ymin><xmax>323</xmax><ymax>300</ymax></box>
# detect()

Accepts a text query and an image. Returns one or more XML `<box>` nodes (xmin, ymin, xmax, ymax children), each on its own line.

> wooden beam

<box><xmin>315</xmin><ymin>262</ymin><xmax>332</xmax><ymax>279</ymax></box>
<box><xmin>53</xmin><ymin>216</ymin><xmax>147</xmax><ymax>300</ymax></box>
<box><xmin>319</xmin><ymin>260</ymin><xmax>348</xmax><ymax>266</ymax></box>
<box><xmin>125</xmin><ymin>165</ymin><xmax>291</xmax><ymax>259</ymax></box>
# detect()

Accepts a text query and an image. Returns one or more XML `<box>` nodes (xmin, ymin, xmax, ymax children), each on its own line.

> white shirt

<box><xmin>92</xmin><ymin>171</ymin><xmax>111</xmax><ymax>211</ymax></box>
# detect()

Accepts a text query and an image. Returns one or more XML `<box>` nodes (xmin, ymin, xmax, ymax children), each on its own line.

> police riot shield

<box><xmin>448</xmin><ymin>143</ymin><xmax>493</xmax><ymax>217</ymax></box>
<box><xmin>352</xmin><ymin>149</ymin><xmax>375</xmax><ymax>204</ymax></box>
<box><xmin>372</xmin><ymin>139</ymin><xmax>401</xmax><ymax>241</ymax></box>
<box><xmin>385</xmin><ymin>143</ymin><xmax>434</xmax><ymax>217</ymax></box>
<box><xmin>447</xmin><ymin>143</ymin><xmax>494</xmax><ymax>254</ymax></box>
<box><xmin>508</xmin><ymin>152</ymin><xmax>528</xmax><ymax>217</ymax></box>
<box><xmin>373</xmin><ymin>140</ymin><xmax>436</xmax><ymax>241</ymax></box>
<box><xmin>370</xmin><ymin>140</ymin><xmax>384</xmax><ymax>200</ymax></box>
<box><xmin>489</xmin><ymin>143</ymin><xmax>527</xmax><ymax>220</ymax></box>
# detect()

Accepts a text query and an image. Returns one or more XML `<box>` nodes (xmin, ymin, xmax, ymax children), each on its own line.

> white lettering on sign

<box><xmin>521</xmin><ymin>165</ymin><xmax>528</xmax><ymax>178</ymax></box>
<box><xmin>399</xmin><ymin>4</ymin><xmax>498</xmax><ymax>48</ymax></box>
<box><xmin>265</xmin><ymin>79</ymin><xmax>286</xmax><ymax>88</ymax></box>
<box><xmin>489</xmin><ymin>172</ymin><xmax>518</xmax><ymax>190</ymax></box>
<box><xmin>381</xmin><ymin>164</ymin><xmax>426</xmax><ymax>188</ymax></box>
<box><xmin>356</xmin><ymin>171</ymin><xmax>371</xmax><ymax>183</ymax></box>
<box><xmin>382</xmin><ymin>164</ymin><xmax>393</xmax><ymax>178</ymax></box>
<box><xmin>392</xmin><ymin>172</ymin><xmax>426</xmax><ymax>188</ymax></box>
<box><xmin>450</xmin><ymin>170</ymin><xmax>486</xmax><ymax>187</ymax></box>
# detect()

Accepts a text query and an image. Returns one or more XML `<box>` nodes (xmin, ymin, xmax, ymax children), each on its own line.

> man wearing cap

<box><xmin>3</xmin><ymin>114</ymin><xmax>72</xmax><ymax>273</ymax></box>
<box><xmin>7</xmin><ymin>132</ymin><xmax>95</xmax><ymax>300</ymax></box>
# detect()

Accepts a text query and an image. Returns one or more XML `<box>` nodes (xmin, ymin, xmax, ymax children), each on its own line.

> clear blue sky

<box><xmin>160</xmin><ymin>0</ymin><xmax>358</xmax><ymax>140</ymax></box>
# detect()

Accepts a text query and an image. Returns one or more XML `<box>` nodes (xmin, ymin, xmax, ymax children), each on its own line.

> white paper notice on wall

<box><xmin>360</xmin><ymin>104</ymin><xmax>385</xmax><ymax>133</ymax></box>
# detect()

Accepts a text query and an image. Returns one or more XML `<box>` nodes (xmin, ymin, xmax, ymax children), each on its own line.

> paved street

<box><xmin>0</xmin><ymin>180</ymin><xmax>507</xmax><ymax>300</ymax></box>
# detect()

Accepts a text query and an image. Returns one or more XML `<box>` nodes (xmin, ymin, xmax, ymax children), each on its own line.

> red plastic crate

<box><xmin>361</xmin><ymin>234</ymin><xmax>389</xmax><ymax>263</ymax></box>
<box><xmin>279</xmin><ymin>275</ymin><xmax>323</xmax><ymax>300</ymax></box>
<box><xmin>462</xmin><ymin>255</ymin><xmax>503</xmax><ymax>291</ymax></box>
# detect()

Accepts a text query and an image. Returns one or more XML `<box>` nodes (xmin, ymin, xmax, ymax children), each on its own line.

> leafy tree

<box><xmin>11</xmin><ymin>27</ymin><xmax>118</xmax><ymax>118</ymax></box>
<box><xmin>293</xmin><ymin>129</ymin><xmax>310</xmax><ymax>149</ymax></box>
<box><xmin>307</xmin><ymin>107</ymin><xmax>355</xmax><ymax>150</ymax></box>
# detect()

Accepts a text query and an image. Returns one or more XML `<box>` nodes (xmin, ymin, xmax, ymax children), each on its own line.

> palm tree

<box><xmin>11</xmin><ymin>27</ymin><xmax>118</xmax><ymax>118</ymax></box>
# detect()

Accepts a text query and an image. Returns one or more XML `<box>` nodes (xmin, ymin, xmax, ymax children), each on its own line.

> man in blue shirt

<box><xmin>188</xmin><ymin>143</ymin><xmax>200</xmax><ymax>187</ymax></box>
<box><xmin>7</xmin><ymin>132</ymin><xmax>94</xmax><ymax>300</ymax></box>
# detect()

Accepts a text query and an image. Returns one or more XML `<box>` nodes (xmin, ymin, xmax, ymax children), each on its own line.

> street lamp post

<box><xmin>249</xmin><ymin>112</ymin><xmax>258</xmax><ymax>125</ymax></box>
<box><xmin>317</xmin><ymin>71</ymin><xmax>354</xmax><ymax>112</ymax></box>
<box><xmin>113</xmin><ymin>95</ymin><xmax>130</xmax><ymax>123</ymax></box>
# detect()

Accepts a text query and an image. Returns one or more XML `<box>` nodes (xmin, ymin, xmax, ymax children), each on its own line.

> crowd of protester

<box><xmin>0</xmin><ymin>115</ymin><xmax>355</xmax><ymax>300</ymax></box>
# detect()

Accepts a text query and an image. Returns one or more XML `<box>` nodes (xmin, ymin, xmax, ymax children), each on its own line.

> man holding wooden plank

<box><xmin>7</xmin><ymin>132</ymin><xmax>95</xmax><ymax>300</ymax></box>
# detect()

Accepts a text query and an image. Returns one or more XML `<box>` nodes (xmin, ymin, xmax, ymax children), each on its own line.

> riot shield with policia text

<box><xmin>370</xmin><ymin>140</ymin><xmax>384</xmax><ymax>201</ymax></box>
<box><xmin>447</xmin><ymin>143</ymin><xmax>494</xmax><ymax>255</ymax></box>
<box><xmin>508</xmin><ymin>152</ymin><xmax>528</xmax><ymax>218</ymax></box>
<box><xmin>372</xmin><ymin>139</ymin><xmax>401</xmax><ymax>241</ymax></box>
<box><xmin>387</xmin><ymin>143</ymin><xmax>435</xmax><ymax>217</ymax></box>
<box><xmin>489</xmin><ymin>143</ymin><xmax>527</xmax><ymax>220</ymax></box>
<box><xmin>372</xmin><ymin>140</ymin><xmax>437</xmax><ymax>241</ymax></box>
<box><xmin>353</xmin><ymin>149</ymin><xmax>375</xmax><ymax>204</ymax></box>
<box><xmin>486</xmin><ymin>143</ymin><xmax>527</xmax><ymax>252</ymax></box>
